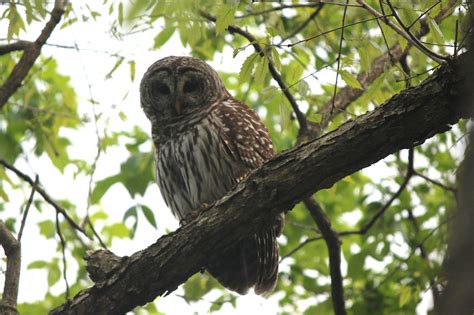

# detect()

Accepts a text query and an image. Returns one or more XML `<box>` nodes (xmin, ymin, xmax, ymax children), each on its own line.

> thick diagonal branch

<box><xmin>0</xmin><ymin>0</ymin><xmax>67</xmax><ymax>109</ymax></box>
<box><xmin>51</xmin><ymin>52</ymin><xmax>472</xmax><ymax>314</ymax></box>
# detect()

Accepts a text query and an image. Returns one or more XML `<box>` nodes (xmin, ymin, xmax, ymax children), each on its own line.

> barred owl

<box><xmin>140</xmin><ymin>56</ymin><xmax>284</xmax><ymax>295</ymax></box>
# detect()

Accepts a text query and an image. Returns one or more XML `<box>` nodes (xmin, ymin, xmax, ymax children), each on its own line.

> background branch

<box><xmin>319</xmin><ymin>0</ymin><xmax>458</xmax><ymax>129</ymax></box>
<box><xmin>0</xmin><ymin>160</ymin><xmax>91</xmax><ymax>240</ymax></box>
<box><xmin>303</xmin><ymin>197</ymin><xmax>346</xmax><ymax>315</ymax></box>
<box><xmin>0</xmin><ymin>221</ymin><xmax>21</xmax><ymax>315</ymax></box>
<box><xmin>0</xmin><ymin>0</ymin><xmax>68</xmax><ymax>109</ymax></box>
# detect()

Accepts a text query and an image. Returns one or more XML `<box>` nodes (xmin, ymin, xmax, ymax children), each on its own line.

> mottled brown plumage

<box><xmin>140</xmin><ymin>56</ymin><xmax>284</xmax><ymax>295</ymax></box>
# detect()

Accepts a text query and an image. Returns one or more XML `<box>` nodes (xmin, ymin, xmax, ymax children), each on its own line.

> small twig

<box><xmin>18</xmin><ymin>175</ymin><xmax>38</xmax><ymax>242</ymax></box>
<box><xmin>406</xmin><ymin>0</ymin><xmax>442</xmax><ymax>30</ymax></box>
<box><xmin>0</xmin><ymin>220</ymin><xmax>21</xmax><ymax>315</ymax></box>
<box><xmin>282</xmin><ymin>15</ymin><xmax>393</xmax><ymax>48</ymax></box>
<box><xmin>375</xmin><ymin>214</ymin><xmax>455</xmax><ymax>289</ymax></box>
<box><xmin>405</xmin><ymin>207</ymin><xmax>441</xmax><ymax>310</ymax></box>
<box><xmin>55</xmin><ymin>211</ymin><xmax>70</xmax><ymax>300</ymax></box>
<box><xmin>454</xmin><ymin>18</ymin><xmax>459</xmax><ymax>56</ymax></box>
<box><xmin>330</xmin><ymin>0</ymin><xmax>350</xmax><ymax>118</ymax></box>
<box><xmin>303</xmin><ymin>197</ymin><xmax>346</xmax><ymax>315</ymax></box>
<box><xmin>0</xmin><ymin>159</ymin><xmax>91</xmax><ymax>240</ymax></box>
<box><xmin>236</xmin><ymin>3</ymin><xmax>319</xmax><ymax>18</ymax></box>
<box><xmin>280</xmin><ymin>5</ymin><xmax>324</xmax><ymax>44</ymax></box>
<box><xmin>200</xmin><ymin>11</ymin><xmax>311</xmax><ymax>136</ymax></box>
<box><xmin>340</xmin><ymin>148</ymin><xmax>414</xmax><ymax>236</ymax></box>
<box><xmin>357</xmin><ymin>0</ymin><xmax>446</xmax><ymax>64</ymax></box>
<box><xmin>280</xmin><ymin>236</ymin><xmax>324</xmax><ymax>262</ymax></box>
<box><xmin>414</xmin><ymin>170</ymin><xmax>457</xmax><ymax>194</ymax></box>
<box><xmin>319</xmin><ymin>0</ymin><xmax>458</xmax><ymax>129</ymax></box>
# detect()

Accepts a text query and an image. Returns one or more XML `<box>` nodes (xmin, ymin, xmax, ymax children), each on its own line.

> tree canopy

<box><xmin>0</xmin><ymin>1</ymin><xmax>472</xmax><ymax>314</ymax></box>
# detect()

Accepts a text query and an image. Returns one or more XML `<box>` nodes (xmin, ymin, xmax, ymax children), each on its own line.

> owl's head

<box><xmin>140</xmin><ymin>56</ymin><xmax>229</xmax><ymax>127</ymax></box>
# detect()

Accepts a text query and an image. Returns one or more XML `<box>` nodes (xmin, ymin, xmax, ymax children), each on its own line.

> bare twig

<box><xmin>405</xmin><ymin>207</ymin><xmax>441</xmax><ymax>311</ymax></box>
<box><xmin>0</xmin><ymin>0</ymin><xmax>69</xmax><ymax>109</ymax></box>
<box><xmin>319</xmin><ymin>0</ymin><xmax>458</xmax><ymax>129</ymax></box>
<box><xmin>200</xmin><ymin>12</ymin><xmax>313</xmax><ymax>138</ymax></box>
<box><xmin>280</xmin><ymin>5</ymin><xmax>324</xmax><ymax>44</ymax></box>
<box><xmin>282</xmin><ymin>15</ymin><xmax>393</xmax><ymax>48</ymax></box>
<box><xmin>17</xmin><ymin>175</ymin><xmax>38</xmax><ymax>242</ymax></box>
<box><xmin>406</xmin><ymin>1</ymin><xmax>442</xmax><ymax>30</ymax></box>
<box><xmin>280</xmin><ymin>236</ymin><xmax>324</xmax><ymax>262</ymax></box>
<box><xmin>375</xmin><ymin>214</ymin><xmax>455</xmax><ymax>290</ymax></box>
<box><xmin>414</xmin><ymin>170</ymin><xmax>457</xmax><ymax>194</ymax></box>
<box><xmin>0</xmin><ymin>160</ymin><xmax>91</xmax><ymax>240</ymax></box>
<box><xmin>0</xmin><ymin>220</ymin><xmax>20</xmax><ymax>315</ymax></box>
<box><xmin>357</xmin><ymin>0</ymin><xmax>446</xmax><ymax>63</ymax></box>
<box><xmin>331</xmin><ymin>0</ymin><xmax>350</xmax><ymax>118</ymax></box>
<box><xmin>56</xmin><ymin>212</ymin><xmax>70</xmax><ymax>300</ymax></box>
<box><xmin>303</xmin><ymin>197</ymin><xmax>346</xmax><ymax>315</ymax></box>
<box><xmin>340</xmin><ymin>148</ymin><xmax>414</xmax><ymax>236</ymax></box>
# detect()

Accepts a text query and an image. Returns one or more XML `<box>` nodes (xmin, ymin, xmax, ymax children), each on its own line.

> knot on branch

<box><xmin>84</xmin><ymin>250</ymin><xmax>124</xmax><ymax>283</ymax></box>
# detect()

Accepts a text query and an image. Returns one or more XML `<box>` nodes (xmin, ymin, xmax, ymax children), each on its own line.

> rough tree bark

<box><xmin>51</xmin><ymin>52</ymin><xmax>473</xmax><ymax>314</ymax></box>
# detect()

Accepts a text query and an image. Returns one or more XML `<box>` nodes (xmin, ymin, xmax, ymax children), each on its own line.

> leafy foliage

<box><xmin>0</xmin><ymin>0</ymin><xmax>469</xmax><ymax>314</ymax></box>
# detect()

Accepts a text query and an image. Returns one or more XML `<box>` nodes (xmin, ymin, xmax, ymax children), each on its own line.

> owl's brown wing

<box><xmin>206</xmin><ymin>97</ymin><xmax>284</xmax><ymax>295</ymax></box>
<box><xmin>215</xmin><ymin>98</ymin><xmax>275</xmax><ymax>170</ymax></box>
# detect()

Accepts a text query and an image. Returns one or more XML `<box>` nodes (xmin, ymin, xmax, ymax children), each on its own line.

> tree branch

<box><xmin>0</xmin><ymin>221</ymin><xmax>21</xmax><ymax>315</ymax></box>
<box><xmin>51</xmin><ymin>52</ymin><xmax>472</xmax><ymax>314</ymax></box>
<box><xmin>319</xmin><ymin>0</ymin><xmax>458</xmax><ymax>129</ymax></box>
<box><xmin>0</xmin><ymin>40</ymin><xmax>31</xmax><ymax>56</ymax></box>
<box><xmin>303</xmin><ymin>197</ymin><xmax>346</xmax><ymax>315</ymax></box>
<box><xmin>0</xmin><ymin>160</ymin><xmax>91</xmax><ymax>240</ymax></box>
<box><xmin>0</xmin><ymin>0</ymin><xmax>68</xmax><ymax>109</ymax></box>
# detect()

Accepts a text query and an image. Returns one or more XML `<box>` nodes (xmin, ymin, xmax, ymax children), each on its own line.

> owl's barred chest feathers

<box><xmin>154</xmin><ymin>98</ymin><xmax>274</xmax><ymax>221</ymax></box>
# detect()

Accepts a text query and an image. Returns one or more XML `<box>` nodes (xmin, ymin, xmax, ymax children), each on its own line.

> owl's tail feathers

<box><xmin>206</xmin><ymin>213</ymin><xmax>284</xmax><ymax>296</ymax></box>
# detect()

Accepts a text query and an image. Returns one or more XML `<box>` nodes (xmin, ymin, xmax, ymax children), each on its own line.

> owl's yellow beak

<box><xmin>175</xmin><ymin>100</ymin><xmax>182</xmax><ymax>115</ymax></box>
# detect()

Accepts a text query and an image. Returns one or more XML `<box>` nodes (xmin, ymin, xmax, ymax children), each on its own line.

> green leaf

<box><xmin>24</xmin><ymin>0</ymin><xmax>33</xmax><ymax>24</ymax></box>
<box><xmin>261</xmin><ymin>85</ymin><xmax>278</xmax><ymax>102</ymax></box>
<box><xmin>104</xmin><ymin>223</ymin><xmax>129</xmax><ymax>239</ymax></box>
<box><xmin>428</xmin><ymin>17</ymin><xmax>444</xmax><ymax>44</ymax></box>
<box><xmin>215</xmin><ymin>5</ymin><xmax>236</xmax><ymax>35</ymax></box>
<box><xmin>271</xmin><ymin>47</ymin><xmax>281</xmax><ymax>71</ymax></box>
<box><xmin>91</xmin><ymin>174</ymin><xmax>122</xmax><ymax>204</ymax></box>
<box><xmin>28</xmin><ymin>260</ymin><xmax>48</xmax><ymax>269</ymax></box>
<box><xmin>118</xmin><ymin>2</ymin><xmax>123</xmax><ymax>26</ymax></box>
<box><xmin>347</xmin><ymin>252</ymin><xmax>365</xmax><ymax>279</ymax></box>
<box><xmin>239</xmin><ymin>52</ymin><xmax>259</xmax><ymax>83</ymax></box>
<box><xmin>141</xmin><ymin>205</ymin><xmax>157</xmax><ymax>228</ymax></box>
<box><xmin>298</xmin><ymin>80</ymin><xmax>310</xmax><ymax>97</ymax></box>
<box><xmin>129</xmin><ymin>60</ymin><xmax>136</xmax><ymax>81</ymax></box>
<box><xmin>340</xmin><ymin>70</ymin><xmax>362</xmax><ymax>89</ymax></box>
<box><xmin>399</xmin><ymin>285</ymin><xmax>412</xmax><ymax>307</ymax></box>
<box><xmin>47</xmin><ymin>262</ymin><xmax>61</xmax><ymax>286</ymax></box>
<box><xmin>38</xmin><ymin>220</ymin><xmax>55</xmax><ymax>238</ymax></box>
<box><xmin>254</xmin><ymin>55</ymin><xmax>269</xmax><ymax>86</ymax></box>
<box><xmin>153</xmin><ymin>26</ymin><xmax>175</xmax><ymax>48</ymax></box>
<box><xmin>105</xmin><ymin>57</ymin><xmax>124</xmax><ymax>79</ymax></box>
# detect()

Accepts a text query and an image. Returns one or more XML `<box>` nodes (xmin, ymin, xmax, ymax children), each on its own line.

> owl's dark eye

<box><xmin>183</xmin><ymin>80</ymin><xmax>198</xmax><ymax>93</ymax></box>
<box><xmin>156</xmin><ymin>82</ymin><xmax>171</xmax><ymax>95</ymax></box>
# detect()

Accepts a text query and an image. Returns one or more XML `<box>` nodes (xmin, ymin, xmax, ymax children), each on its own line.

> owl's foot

<box><xmin>179</xmin><ymin>203</ymin><xmax>212</xmax><ymax>226</ymax></box>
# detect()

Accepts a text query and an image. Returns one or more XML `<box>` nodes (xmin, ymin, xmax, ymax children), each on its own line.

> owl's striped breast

<box><xmin>155</xmin><ymin>114</ymin><xmax>243</xmax><ymax>220</ymax></box>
